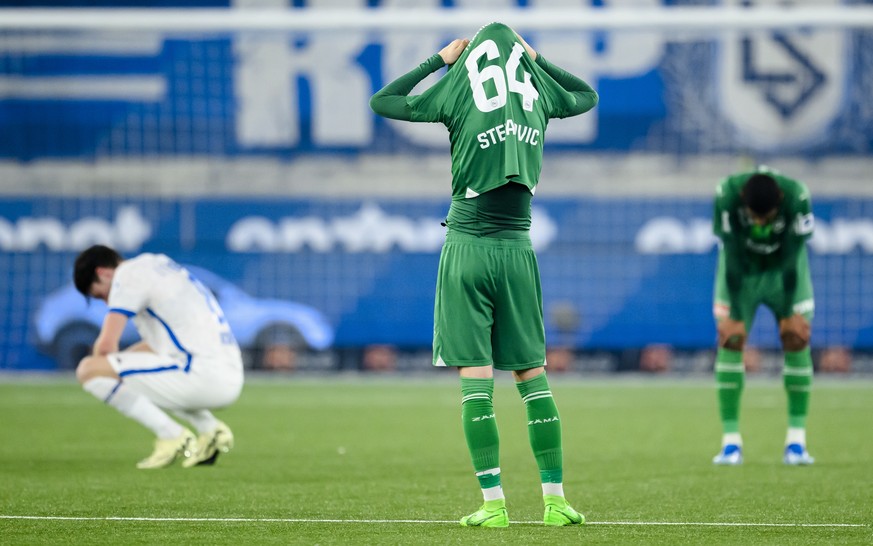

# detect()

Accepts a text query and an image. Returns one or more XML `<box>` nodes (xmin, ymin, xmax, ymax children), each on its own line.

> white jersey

<box><xmin>107</xmin><ymin>254</ymin><xmax>240</xmax><ymax>368</ymax></box>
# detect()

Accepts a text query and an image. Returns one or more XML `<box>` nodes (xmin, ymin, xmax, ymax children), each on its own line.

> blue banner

<box><xmin>1</xmin><ymin>3</ymin><xmax>871</xmax><ymax>159</ymax></box>
<box><xmin>1</xmin><ymin>196</ymin><xmax>871</xmax><ymax>370</ymax></box>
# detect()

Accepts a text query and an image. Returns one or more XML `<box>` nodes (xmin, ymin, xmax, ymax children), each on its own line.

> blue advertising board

<box><xmin>1</xmin><ymin>2</ymin><xmax>872</xmax><ymax>369</ymax></box>
<box><xmin>1</xmin><ymin>196</ymin><xmax>871</xmax><ymax>369</ymax></box>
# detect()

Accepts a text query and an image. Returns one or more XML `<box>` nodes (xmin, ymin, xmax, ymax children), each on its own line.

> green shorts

<box><xmin>713</xmin><ymin>245</ymin><xmax>815</xmax><ymax>329</ymax></box>
<box><xmin>432</xmin><ymin>231</ymin><xmax>546</xmax><ymax>371</ymax></box>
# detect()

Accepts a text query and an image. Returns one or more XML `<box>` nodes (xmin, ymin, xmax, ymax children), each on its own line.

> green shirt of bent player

<box><xmin>370</xmin><ymin>23</ymin><xmax>597</xmax><ymax>527</ymax></box>
<box><xmin>713</xmin><ymin>169</ymin><xmax>815</xmax><ymax>324</ymax></box>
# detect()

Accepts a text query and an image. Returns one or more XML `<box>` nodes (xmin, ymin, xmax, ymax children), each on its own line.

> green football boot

<box><xmin>460</xmin><ymin>499</ymin><xmax>509</xmax><ymax>528</ymax></box>
<box><xmin>543</xmin><ymin>495</ymin><xmax>585</xmax><ymax>526</ymax></box>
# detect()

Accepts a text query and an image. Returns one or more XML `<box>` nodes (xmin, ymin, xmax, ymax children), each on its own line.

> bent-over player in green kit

<box><xmin>370</xmin><ymin>23</ymin><xmax>597</xmax><ymax>527</ymax></box>
<box><xmin>711</xmin><ymin>168</ymin><xmax>816</xmax><ymax>466</ymax></box>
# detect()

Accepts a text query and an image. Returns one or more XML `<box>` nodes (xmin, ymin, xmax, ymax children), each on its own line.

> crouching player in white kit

<box><xmin>73</xmin><ymin>245</ymin><xmax>244</xmax><ymax>469</ymax></box>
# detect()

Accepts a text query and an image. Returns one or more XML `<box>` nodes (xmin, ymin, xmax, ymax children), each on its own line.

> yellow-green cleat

<box><xmin>460</xmin><ymin>499</ymin><xmax>509</xmax><ymax>528</ymax></box>
<box><xmin>136</xmin><ymin>429</ymin><xmax>196</xmax><ymax>469</ymax></box>
<box><xmin>182</xmin><ymin>420</ymin><xmax>234</xmax><ymax>468</ymax></box>
<box><xmin>543</xmin><ymin>495</ymin><xmax>585</xmax><ymax>526</ymax></box>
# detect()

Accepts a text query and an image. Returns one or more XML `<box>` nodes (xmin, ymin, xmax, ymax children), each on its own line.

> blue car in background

<box><xmin>34</xmin><ymin>266</ymin><xmax>335</xmax><ymax>370</ymax></box>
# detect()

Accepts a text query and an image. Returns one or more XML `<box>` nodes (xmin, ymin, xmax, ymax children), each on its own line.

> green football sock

<box><xmin>715</xmin><ymin>348</ymin><xmax>744</xmax><ymax>434</ymax></box>
<box><xmin>783</xmin><ymin>348</ymin><xmax>813</xmax><ymax>429</ymax></box>
<box><xmin>460</xmin><ymin>377</ymin><xmax>501</xmax><ymax>490</ymax></box>
<box><xmin>516</xmin><ymin>373</ymin><xmax>563</xmax><ymax>484</ymax></box>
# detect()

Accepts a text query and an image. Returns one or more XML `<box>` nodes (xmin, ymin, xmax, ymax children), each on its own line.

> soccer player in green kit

<box><xmin>711</xmin><ymin>168</ymin><xmax>816</xmax><ymax>466</ymax></box>
<box><xmin>370</xmin><ymin>23</ymin><xmax>597</xmax><ymax>527</ymax></box>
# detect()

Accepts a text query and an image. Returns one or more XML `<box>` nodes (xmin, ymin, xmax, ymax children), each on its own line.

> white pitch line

<box><xmin>587</xmin><ymin>521</ymin><xmax>867</xmax><ymax>527</ymax></box>
<box><xmin>0</xmin><ymin>515</ymin><xmax>867</xmax><ymax>527</ymax></box>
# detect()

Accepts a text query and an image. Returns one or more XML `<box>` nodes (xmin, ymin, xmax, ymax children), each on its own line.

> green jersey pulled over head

<box><xmin>403</xmin><ymin>22</ymin><xmax>584</xmax><ymax>201</ymax></box>
<box><xmin>370</xmin><ymin>22</ymin><xmax>597</xmax><ymax>527</ymax></box>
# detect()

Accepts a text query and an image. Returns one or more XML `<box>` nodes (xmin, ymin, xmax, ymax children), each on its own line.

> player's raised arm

<box><xmin>369</xmin><ymin>38</ymin><xmax>467</xmax><ymax>121</ymax></box>
<box><xmin>533</xmin><ymin>55</ymin><xmax>598</xmax><ymax>117</ymax></box>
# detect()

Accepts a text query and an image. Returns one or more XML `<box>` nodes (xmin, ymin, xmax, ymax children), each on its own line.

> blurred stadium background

<box><xmin>1</xmin><ymin>0</ymin><xmax>871</xmax><ymax>376</ymax></box>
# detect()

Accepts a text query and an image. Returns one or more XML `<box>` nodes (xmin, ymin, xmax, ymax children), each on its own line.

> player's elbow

<box><xmin>568</xmin><ymin>92</ymin><xmax>598</xmax><ymax>117</ymax></box>
<box><xmin>588</xmin><ymin>91</ymin><xmax>599</xmax><ymax>108</ymax></box>
<box><xmin>580</xmin><ymin>91</ymin><xmax>599</xmax><ymax>110</ymax></box>
<box><xmin>369</xmin><ymin>94</ymin><xmax>388</xmax><ymax>117</ymax></box>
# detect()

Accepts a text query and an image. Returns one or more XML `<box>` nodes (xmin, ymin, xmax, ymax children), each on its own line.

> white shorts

<box><xmin>107</xmin><ymin>351</ymin><xmax>244</xmax><ymax>411</ymax></box>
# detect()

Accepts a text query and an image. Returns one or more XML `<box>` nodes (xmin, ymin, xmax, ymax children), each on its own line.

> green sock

<box><xmin>784</xmin><ymin>349</ymin><xmax>813</xmax><ymax>429</ymax></box>
<box><xmin>715</xmin><ymin>348</ymin><xmax>744</xmax><ymax>434</ymax></box>
<box><xmin>460</xmin><ymin>377</ymin><xmax>501</xmax><ymax>490</ymax></box>
<box><xmin>516</xmin><ymin>373</ymin><xmax>563</xmax><ymax>484</ymax></box>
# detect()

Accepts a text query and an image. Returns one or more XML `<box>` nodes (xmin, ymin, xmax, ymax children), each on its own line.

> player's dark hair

<box><xmin>73</xmin><ymin>245</ymin><xmax>123</xmax><ymax>297</ymax></box>
<box><xmin>742</xmin><ymin>173</ymin><xmax>782</xmax><ymax>215</ymax></box>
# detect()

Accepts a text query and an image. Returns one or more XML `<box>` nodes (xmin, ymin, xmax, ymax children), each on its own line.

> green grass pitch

<box><xmin>1</xmin><ymin>374</ymin><xmax>871</xmax><ymax>544</ymax></box>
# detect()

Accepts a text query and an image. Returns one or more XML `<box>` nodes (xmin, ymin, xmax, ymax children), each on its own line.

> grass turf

<box><xmin>0</xmin><ymin>374</ymin><xmax>871</xmax><ymax>544</ymax></box>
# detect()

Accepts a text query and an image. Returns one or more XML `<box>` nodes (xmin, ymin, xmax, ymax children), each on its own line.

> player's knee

<box><xmin>780</xmin><ymin>331</ymin><xmax>809</xmax><ymax>352</ymax></box>
<box><xmin>513</xmin><ymin>366</ymin><xmax>545</xmax><ymax>382</ymax></box>
<box><xmin>76</xmin><ymin>356</ymin><xmax>111</xmax><ymax>385</ymax></box>
<box><xmin>720</xmin><ymin>335</ymin><xmax>745</xmax><ymax>351</ymax></box>
<box><xmin>75</xmin><ymin>356</ymin><xmax>95</xmax><ymax>384</ymax></box>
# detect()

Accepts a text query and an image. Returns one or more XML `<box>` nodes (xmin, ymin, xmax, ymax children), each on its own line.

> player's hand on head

<box><xmin>514</xmin><ymin>32</ymin><xmax>537</xmax><ymax>61</ymax></box>
<box><xmin>438</xmin><ymin>38</ymin><xmax>470</xmax><ymax>65</ymax></box>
